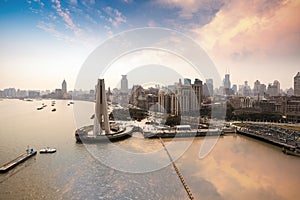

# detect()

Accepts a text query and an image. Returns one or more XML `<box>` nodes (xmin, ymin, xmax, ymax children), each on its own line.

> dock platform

<box><xmin>0</xmin><ymin>149</ymin><xmax>37</xmax><ymax>173</ymax></box>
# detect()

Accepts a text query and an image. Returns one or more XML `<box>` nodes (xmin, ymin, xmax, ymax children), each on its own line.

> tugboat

<box><xmin>40</xmin><ymin>147</ymin><xmax>56</xmax><ymax>154</ymax></box>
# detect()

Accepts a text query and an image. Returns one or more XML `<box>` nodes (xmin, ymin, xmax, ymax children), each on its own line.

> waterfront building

<box><xmin>294</xmin><ymin>72</ymin><xmax>300</xmax><ymax>96</ymax></box>
<box><xmin>28</xmin><ymin>90</ymin><xmax>40</xmax><ymax>98</ymax></box>
<box><xmin>3</xmin><ymin>88</ymin><xmax>16</xmax><ymax>98</ymax></box>
<box><xmin>286</xmin><ymin>97</ymin><xmax>300</xmax><ymax>122</ymax></box>
<box><xmin>62</xmin><ymin>80</ymin><xmax>67</xmax><ymax>95</ymax></box>
<box><xmin>16</xmin><ymin>89</ymin><xmax>28</xmax><ymax>98</ymax></box>
<box><xmin>55</xmin><ymin>89</ymin><xmax>62</xmax><ymax>98</ymax></box>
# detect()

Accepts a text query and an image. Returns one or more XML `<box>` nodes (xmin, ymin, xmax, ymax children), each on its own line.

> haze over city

<box><xmin>1</xmin><ymin>0</ymin><xmax>299</xmax><ymax>90</ymax></box>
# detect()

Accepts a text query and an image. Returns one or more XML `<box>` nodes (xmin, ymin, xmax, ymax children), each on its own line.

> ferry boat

<box><xmin>143</xmin><ymin>125</ymin><xmax>223</xmax><ymax>138</ymax></box>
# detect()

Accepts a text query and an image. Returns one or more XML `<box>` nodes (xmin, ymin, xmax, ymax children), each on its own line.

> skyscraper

<box><xmin>205</xmin><ymin>79</ymin><xmax>213</xmax><ymax>96</ymax></box>
<box><xmin>273</xmin><ymin>80</ymin><xmax>280</xmax><ymax>95</ymax></box>
<box><xmin>267</xmin><ymin>80</ymin><xmax>280</xmax><ymax>96</ymax></box>
<box><xmin>121</xmin><ymin>75</ymin><xmax>128</xmax><ymax>92</ymax></box>
<box><xmin>224</xmin><ymin>73</ymin><xmax>231</xmax><ymax>89</ymax></box>
<box><xmin>62</xmin><ymin>80</ymin><xmax>67</xmax><ymax>95</ymax></box>
<box><xmin>253</xmin><ymin>80</ymin><xmax>260</xmax><ymax>96</ymax></box>
<box><xmin>294</xmin><ymin>72</ymin><xmax>300</xmax><ymax>96</ymax></box>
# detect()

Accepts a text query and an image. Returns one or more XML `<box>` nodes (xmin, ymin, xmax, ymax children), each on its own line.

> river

<box><xmin>0</xmin><ymin>99</ymin><xmax>299</xmax><ymax>199</ymax></box>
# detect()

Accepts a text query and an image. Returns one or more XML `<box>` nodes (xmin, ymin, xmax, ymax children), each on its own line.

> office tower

<box><xmin>62</xmin><ymin>80</ymin><xmax>67</xmax><ymax>95</ymax></box>
<box><xmin>121</xmin><ymin>75</ymin><xmax>128</xmax><ymax>92</ymax></box>
<box><xmin>294</xmin><ymin>72</ymin><xmax>300</xmax><ymax>96</ymax></box>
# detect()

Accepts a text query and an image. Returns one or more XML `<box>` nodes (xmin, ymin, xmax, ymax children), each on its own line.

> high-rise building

<box><xmin>259</xmin><ymin>84</ymin><xmax>266</xmax><ymax>96</ymax></box>
<box><xmin>253</xmin><ymin>80</ymin><xmax>260</xmax><ymax>96</ymax></box>
<box><xmin>232</xmin><ymin>84</ymin><xmax>237</xmax><ymax>95</ymax></box>
<box><xmin>191</xmin><ymin>79</ymin><xmax>202</xmax><ymax>108</ymax></box>
<box><xmin>273</xmin><ymin>80</ymin><xmax>280</xmax><ymax>95</ymax></box>
<box><xmin>241</xmin><ymin>81</ymin><xmax>251</xmax><ymax>96</ymax></box>
<box><xmin>224</xmin><ymin>74</ymin><xmax>231</xmax><ymax>89</ymax></box>
<box><xmin>62</xmin><ymin>80</ymin><xmax>67</xmax><ymax>95</ymax></box>
<box><xmin>267</xmin><ymin>80</ymin><xmax>280</xmax><ymax>96</ymax></box>
<box><xmin>205</xmin><ymin>79</ymin><xmax>213</xmax><ymax>96</ymax></box>
<box><xmin>294</xmin><ymin>72</ymin><xmax>300</xmax><ymax>96</ymax></box>
<box><xmin>121</xmin><ymin>75</ymin><xmax>128</xmax><ymax>92</ymax></box>
<box><xmin>184</xmin><ymin>78</ymin><xmax>191</xmax><ymax>85</ymax></box>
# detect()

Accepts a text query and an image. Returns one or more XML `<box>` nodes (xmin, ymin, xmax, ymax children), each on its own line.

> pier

<box><xmin>0</xmin><ymin>149</ymin><xmax>37</xmax><ymax>173</ymax></box>
<box><xmin>159</xmin><ymin>138</ymin><xmax>195</xmax><ymax>200</ymax></box>
<box><xmin>236</xmin><ymin>123</ymin><xmax>300</xmax><ymax>149</ymax></box>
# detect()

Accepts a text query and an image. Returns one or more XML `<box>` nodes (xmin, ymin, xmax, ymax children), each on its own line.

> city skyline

<box><xmin>0</xmin><ymin>1</ymin><xmax>300</xmax><ymax>90</ymax></box>
<box><xmin>1</xmin><ymin>71</ymin><xmax>299</xmax><ymax>97</ymax></box>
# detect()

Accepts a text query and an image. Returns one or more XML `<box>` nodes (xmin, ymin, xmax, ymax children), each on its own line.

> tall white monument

<box><xmin>93</xmin><ymin>79</ymin><xmax>110</xmax><ymax>135</ymax></box>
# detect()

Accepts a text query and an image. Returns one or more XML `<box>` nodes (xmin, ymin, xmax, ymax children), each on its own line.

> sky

<box><xmin>0</xmin><ymin>0</ymin><xmax>299</xmax><ymax>91</ymax></box>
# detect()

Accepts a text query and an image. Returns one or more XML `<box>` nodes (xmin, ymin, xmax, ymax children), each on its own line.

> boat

<box><xmin>282</xmin><ymin>147</ymin><xmax>300</xmax><ymax>157</ymax></box>
<box><xmin>37</xmin><ymin>107</ymin><xmax>43</xmax><ymax>110</ymax></box>
<box><xmin>143</xmin><ymin>125</ymin><xmax>223</xmax><ymax>138</ymax></box>
<box><xmin>0</xmin><ymin>148</ymin><xmax>37</xmax><ymax>173</ymax></box>
<box><xmin>39</xmin><ymin>147</ymin><xmax>56</xmax><ymax>154</ymax></box>
<box><xmin>51</xmin><ymin>108</ymin><xmax>56</xmax><ymax>112</ymax></box>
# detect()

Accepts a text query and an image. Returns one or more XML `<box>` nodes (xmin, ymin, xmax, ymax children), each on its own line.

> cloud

<box><xmin>147</xmin><ymin>19</ymin><xmax>158</xmax><ymax>27</ymax></box>
<box><xmin>69</xmin><ymin>0</ymin><xmax>77</xmax><ymax>5</ymax></box>
<box><xmin>51</xmin><ymin>0</ymin><xmax>82</xmax><ymax>36</ymax></box>
<box><xmin>37</xmin><ymin>21</ymin><xmax>73</xmax><ymax>42</ymax></box>
<box><xmin>104</xmin><ymin>6</ymin><xmax>127</xmax><ymax>27</ymax></box>
<box><xmin>122</xmin><ymin>0</ymin><xmax>133</xmax><ymax>3</ymax></box>
<box><xmin>155</xmin><ymin>0</ymin><xmax>224</xmax><ymax>19</ymax></box>
<box><xmin>194</xmin><ymin>0</ymin><xmax>300</xmax><ymax>62</ymax></box>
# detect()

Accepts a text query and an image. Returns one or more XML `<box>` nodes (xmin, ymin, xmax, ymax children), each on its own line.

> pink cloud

<box><xmin>155</xmin><ymin>0</ymin><xmax>223</xmax><ymax>19</ymax></box>
<box><xmin>51</xmin><ymin>0</ymin><xmax>81</xmax><ymax>36</ymax></box>
<box><xmin>194</xmin><ymin>0</ymin><xmax>300</xmax><ymax>62</ymax></box>
<box><xmin>104</xmin><ymin>6</ymin><xmax>126</xmax><ymax>27</ymax></box>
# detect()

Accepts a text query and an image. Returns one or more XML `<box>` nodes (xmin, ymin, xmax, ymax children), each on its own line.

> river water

<box><xmin>0</xmin><ymin>99</ymin><xmax>299</xmax><ymax>200</ymax></box>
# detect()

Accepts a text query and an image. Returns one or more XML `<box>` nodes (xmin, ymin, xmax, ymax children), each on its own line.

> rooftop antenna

<box><xmin>226</xmin><ymin>66</ymin><xmax>230</xmax><ymax>75</ymax></box>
